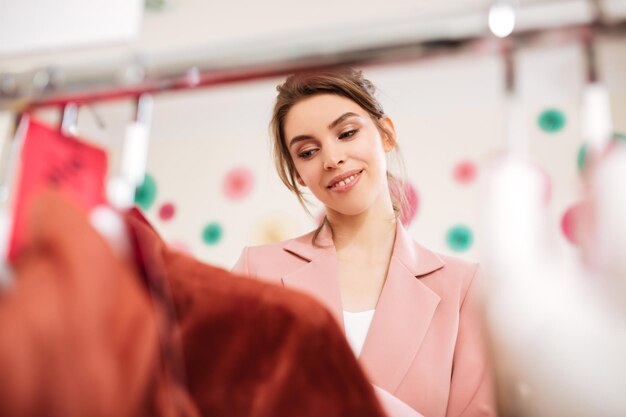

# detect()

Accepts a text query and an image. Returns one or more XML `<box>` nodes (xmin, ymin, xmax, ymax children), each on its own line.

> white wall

<box><xmin>42</xmin><ymin>35</ymin><xmax>622</xmax><ymax>269</ymax></box>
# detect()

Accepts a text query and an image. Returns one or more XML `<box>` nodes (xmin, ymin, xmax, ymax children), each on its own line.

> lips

<box><xmin>327</xmin><ymin>169</ymin><xmax>363</xmax><ymax>189</ymax></box>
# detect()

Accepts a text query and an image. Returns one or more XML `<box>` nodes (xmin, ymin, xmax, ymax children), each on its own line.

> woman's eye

<box><xmin>339</xmin><ymin>129</ymin><xmax>358</xmax><ymax>140</ymax></box>
<box><xmin>298</xmin><ymin>149</ymin><xmax>317</xmax><ymax>159</ymax></box>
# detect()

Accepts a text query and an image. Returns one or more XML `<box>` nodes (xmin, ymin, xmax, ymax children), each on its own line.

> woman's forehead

<box><xmin>284</xmin><ymin>94</ymin><xmax>367</xmax><ymax>132</ymax></box>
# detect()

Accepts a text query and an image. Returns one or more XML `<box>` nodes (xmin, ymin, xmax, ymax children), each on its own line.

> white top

<box><xmin>343</xmin><ymin>309</ymin><xmax>376</xmax><ymax>357</ymax></box>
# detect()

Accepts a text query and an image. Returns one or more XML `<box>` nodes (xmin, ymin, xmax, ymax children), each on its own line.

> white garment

<box><xmin>343</xmin><ymin>309</ymin><xmax>375</xmax><ymax>357</ymax></box>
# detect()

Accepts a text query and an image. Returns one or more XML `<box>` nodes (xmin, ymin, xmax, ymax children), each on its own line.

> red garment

<box><xmin>0</xmin><ymin>191</ymin><xmax>388</xmax><ymax>417</ymax></box>
<box><xmin>127</xmin><ymin>208</ymin><xmax>388</xmax><ymax>417</ymax></box>
<box><xmin>0</xmin><ymin>191</ymin><xmax>162</xmax><ymax>417</ymax></box>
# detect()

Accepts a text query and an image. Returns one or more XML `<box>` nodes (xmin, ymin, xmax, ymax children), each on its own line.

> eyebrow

<box><xmin>288</xmin><ymin>112</ymin><xmax>360</xmax><ymax>148</ymax></box>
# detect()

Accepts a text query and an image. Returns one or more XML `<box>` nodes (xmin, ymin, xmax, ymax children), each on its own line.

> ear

<box><xmin>380</xmin><ymin>117</ymin><xmax>397</xmax><ymax>152</ymax></box>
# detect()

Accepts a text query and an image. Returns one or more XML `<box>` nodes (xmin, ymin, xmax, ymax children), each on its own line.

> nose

<box><xmin>322</xmin><ymin>144</ymin><xmax>345</xmax><ymax>170</ymax></box>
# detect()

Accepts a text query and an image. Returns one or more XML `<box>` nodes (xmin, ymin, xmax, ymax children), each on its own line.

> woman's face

<box><xmin>283</xmin><ymin>93</ymin><xmax>395</xmax><ymax>217</ymax></box>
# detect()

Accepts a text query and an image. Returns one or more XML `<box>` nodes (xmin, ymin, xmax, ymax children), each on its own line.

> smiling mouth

<box><xmin>327</xmin><ymin>170</ymin><xmax>363</xmax><ymax>189</ymax></box>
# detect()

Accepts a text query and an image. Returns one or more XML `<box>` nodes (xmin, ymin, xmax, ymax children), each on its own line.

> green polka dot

<box><xmin>446</xmin><ymin>225</ymin><xmax>473</xmax><ymax>252</ymax></box>
<box><xmin>202</xmin><ymin>223</ymin><xmax>223</xmax><ymax>245</ymax></box>
<box><xmin>538</xmin><ymin>109</ymin><xmax>566</xmax><ymax>133</ymax></box>
<box><xmin>134</xmin><ymin>174</ymin><xmax>157</xmax><ymax>210</ymax></box>
<box><xmin>577</xmin><ymin>143</ymin><xmax>588</xmax><ymax>173</ymax></box>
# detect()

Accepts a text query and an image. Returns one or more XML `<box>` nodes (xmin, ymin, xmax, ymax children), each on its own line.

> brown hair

<box><xmin>269</xmin><ymin>67</ymin><xmax>407</xmax><ymax>230</ymax></box>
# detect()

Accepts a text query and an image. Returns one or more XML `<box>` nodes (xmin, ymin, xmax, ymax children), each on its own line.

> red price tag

<box><xmin>8</xmin><ymin>118</ymin><xmax>108</xmax><ymax>262</ymax></box>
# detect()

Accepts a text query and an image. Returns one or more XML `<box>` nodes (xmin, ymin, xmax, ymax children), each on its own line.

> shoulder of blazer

<box><xmin>419</xmin><ymin>250</ymin><xmax>480</xmax><ymax>304</ymax></box>
<box><xmin>432</xmin><ymin>252</ymin><xmax>478</xmax><ymax>278</ymax></box>
<box><xmin>245</xmin><ymin>229</ymin><xmax>319</xmax><ymax>261</ymax></box>
<box><xmin>239</xmin><ymin>229</ymin><xmax>324</xmax><ymax>279</ymax></box>
<box><xmin>394</xmin><ymin>221</ymin><xmax>478</xmax><ymax>304</ymax></box>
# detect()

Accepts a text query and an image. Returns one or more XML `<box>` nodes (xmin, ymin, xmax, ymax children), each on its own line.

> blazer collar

<box><xmin>281</xmin><ymin>221</ymin><xmax>446</xmax><ymax>393</ymax></box>
<box><xmin>360</xmin><ymin>222</ymin><xmax>445</xmax><ymax>393</ymax></box>
<box><xmin>281</xmin><ymin>222</ymin><xmax>343</xmax><ymax>326</ymax></box>
<box><xmin>282</xmin><ymin>220</ymin><xmax>445</xmax><ymax>277</ymax></box>
<box><xmin>282</xmin><ymin>221</ymin><xmax>334</xmax><ymax>262</ymax></box>
<box><xmin>390</xmin><ymin>220</ymin><xmax>446</xmax><ymax>278</ymax></box>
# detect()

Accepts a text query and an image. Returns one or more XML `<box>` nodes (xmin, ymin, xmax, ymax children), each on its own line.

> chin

<box><xmin>326</xmin><ymin>202</ymin><xmax>370</xmax><ymax>217</ymax></box>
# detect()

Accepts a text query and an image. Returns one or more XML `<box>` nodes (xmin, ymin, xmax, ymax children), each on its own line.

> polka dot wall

<box><xmin>538</xmin><ymin>108</ymin><xmax>566</xmax><ymax>133</ymax></box>
<box><xmin>129</xmin><ymin>39</ymin><xmax>626</xmax><ymax>268</ymax></box>
<box><xmin>133</xmin><ymin>91</ymin><xmax>319</xmax><ymax>267</ymax></box>
<box><xmin>134</xmin><ymin>174</ymin><xmax>157</xmax><ymax>210</ymax></box>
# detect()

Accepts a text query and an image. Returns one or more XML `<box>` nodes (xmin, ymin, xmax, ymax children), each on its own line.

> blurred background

<box><xmin>2</xmin><ymin>1</ymin><xmax>626</xmax><ymax>416</ymax></box>
<box><xmin>1</xmin><ymin>0</ymin><xmax>624</xmax><ymax>268</ymax></box>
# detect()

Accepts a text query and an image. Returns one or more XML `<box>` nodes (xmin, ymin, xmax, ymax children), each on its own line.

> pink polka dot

<box><xmin>223</xmin><ymin>167</ymin><xmax>254</xmax><ymax>200</ymax></box>
<box><xmin>158</xmin><ymin>202</ymin><xmax>176</xmax><ymax>221</ymax></box>
<box><xmin>561</xmin><ymin>202</ymin><xmax>585</xmax><ymax>245</ymax></box>
<box><xmin>400</xmin><ymin>182</ymin><xmax>419</xmax><ymax>227</ymax></box>
<box><xmin>453</xmin><ymin>160</ymin><xmax>477</xmax><ymax>184</ymax></box>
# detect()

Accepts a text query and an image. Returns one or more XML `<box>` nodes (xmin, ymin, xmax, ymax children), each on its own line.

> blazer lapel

<box><xmin>359</xmin><ymin>223</ymin><xmax>445</xmax><ymax>393</ymax></box>
<box><xmin>281</xmin><ymin>223</ymin><xmax>344</xmax><ymax>330</ymax></box>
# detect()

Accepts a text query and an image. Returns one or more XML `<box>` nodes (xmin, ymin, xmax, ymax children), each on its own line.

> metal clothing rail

<box><xmin>0</xmin><ymin>1</ymin><xmax>625</xmax><ymax>111</ymax></box>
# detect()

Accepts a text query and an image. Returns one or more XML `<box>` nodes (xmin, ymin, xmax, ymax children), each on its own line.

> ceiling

<box><xmin>0</xmin><ymin>0</ymin><xmax>625</xmax><ymax>108</ymax></box>
<box><xmin>2</xmin><ymin>0</ymin><xmax>624</xmax><ymax>68</ymax></box>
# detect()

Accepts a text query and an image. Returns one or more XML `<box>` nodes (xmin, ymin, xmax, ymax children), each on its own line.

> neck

<box><xmin>326</xmin><ymin>196</ymin><xmax>397</xmax><ymax>264</ymax></box>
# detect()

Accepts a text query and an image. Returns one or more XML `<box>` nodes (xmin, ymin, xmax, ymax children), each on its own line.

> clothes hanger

<box><xmin>105</xmin><ymin>94</ymin><xmax>152</xmax><ymax>210</ymax></box>
<box><xmin>482</xmin><ymin>30</ymin><xmax>626</xmax><ymax>417</ymax></box>
<box><xmin>92</xmin><ymin>93</ymin><xmax>153</xmax><ymax>257</ymax></box>
<box><xmin>0</xmin><ymin>92</ymin><xmax>154</xmax><ymax>286</ymax></box>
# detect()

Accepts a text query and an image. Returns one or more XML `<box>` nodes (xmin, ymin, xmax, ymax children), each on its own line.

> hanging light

<box><xmin>489</xmin><ymin>1</ymin><xmax>516</xmax><ymax>38</ymax></box>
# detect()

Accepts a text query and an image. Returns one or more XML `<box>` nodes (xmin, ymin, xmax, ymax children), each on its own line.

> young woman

<box><xmin>233</xmin><ymin>68</ymin><xmax>496</xmax><ymax>417</ymax></box>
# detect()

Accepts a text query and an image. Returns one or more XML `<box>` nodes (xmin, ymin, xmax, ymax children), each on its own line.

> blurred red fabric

<box><xmin>0</xmin><ymin>191</ymin><xmax>387</xmax><ymax>417</ymax></box>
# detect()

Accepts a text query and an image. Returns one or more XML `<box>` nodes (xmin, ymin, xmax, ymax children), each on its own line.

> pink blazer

<box><xmin>233</xmin><ymin>222</ymin><xmax>496</xmax><ymax>417</ymax></box>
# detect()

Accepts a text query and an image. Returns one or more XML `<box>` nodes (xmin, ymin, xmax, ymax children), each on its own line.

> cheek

<box><xmin>359</xmin><ymin>137</ymin><xmax>387</xmax><ymax>166</ymax></box>
<box><xmin>293</xmin><ymin>162</ymin><xmax>317</xmax><ymax>186</ymax></box>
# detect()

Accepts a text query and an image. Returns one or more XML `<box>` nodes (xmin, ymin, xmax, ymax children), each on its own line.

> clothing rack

<box><xmin>1</xmin><ymin>0</ymin><xmax>625</xmax><ymax>112</ymax></box>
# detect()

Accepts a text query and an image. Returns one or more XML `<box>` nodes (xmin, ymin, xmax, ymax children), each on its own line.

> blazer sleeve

<box><xmin>232</xmin><ymin>247</ymin><xmax>252</xmax><ymax>276</ymax></box>
<box><xmin>446</xmin><ymin>266</ymin><xmax>498</xmax><ymax>417</ymax></box>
